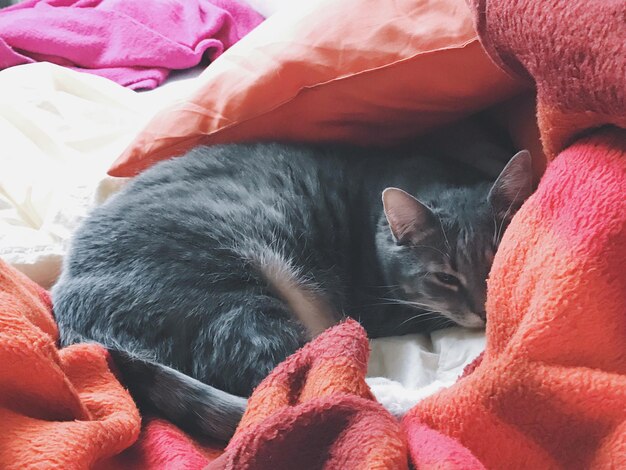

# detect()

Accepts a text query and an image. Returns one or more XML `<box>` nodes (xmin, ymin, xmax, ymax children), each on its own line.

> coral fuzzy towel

<box><xmin>405</xmin><ymin>130</ymin><xmax>626</xmax><ymax>469</ymax></box>
<box><xmin>471</xmin><ymin>0</ymin><xmax>626</xmax><ymax>159</ymax></box>
<box><xmin>404</xmin><ymin>0</ymin><xmax>626</xmax><ymax>468</ymax></box>
<box><xmin>0</xmin><ymin>259</ymin><xmax>226</xmax><ymax>469</ymax></box>
<box><xmin>0</xmin><ymin>260</ymin><xmax>140</xmax><ymax>469</ymax></box>
<box><xmin>0</xmin><ymin>0</ymin><xmax>263</xmax><ymax>90</ymax></box>
<box><xmin>207</xmin><ymin>319</ymin><xmax>408</xmax><ymax>470</ymax></box>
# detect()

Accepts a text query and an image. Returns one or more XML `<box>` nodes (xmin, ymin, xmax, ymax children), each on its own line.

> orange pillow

<box><xmin>109</xmin><ymin>0</ymin><xmax>525</xmax><ymax>177</ymax></box>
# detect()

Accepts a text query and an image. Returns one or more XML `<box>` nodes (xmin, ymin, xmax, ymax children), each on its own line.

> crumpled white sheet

<box><xmin>0</xmin><ymin>62</ymin><xmax>484</xmax><ymax>416</ymax></box>
<box><xmin>0</xmin><ymin>63</ymin><xmax>205</xmax><ymax>286</ymax></box>
<box><xmin>367</xmin><ymin>328</ymin><xmax>485</xmax><ymax>416</ymax></box>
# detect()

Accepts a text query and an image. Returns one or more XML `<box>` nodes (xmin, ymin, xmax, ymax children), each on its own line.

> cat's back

<box><xmin>53</xmin><ymin>143</ymin><xmax>354</xmax><ymax>391</ymax></box>
<box><xmin>60</xmin><ymin>143</ymin><xmax>355</xmax><ymax>279</ymax></box>
<box><xmin>121</xmin><ymin>142</ymin><xmax>339</xmax><ymax>202</ymax></box>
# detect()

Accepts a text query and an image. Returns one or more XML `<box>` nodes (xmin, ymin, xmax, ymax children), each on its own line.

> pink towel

<box><xmin>0</xmin><ymin>0</ymin><xmax>264</xmax><ymax>89</ymax></box>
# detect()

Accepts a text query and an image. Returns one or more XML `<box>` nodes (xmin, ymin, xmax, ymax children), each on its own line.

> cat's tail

<box><xmin>108</xmin><ymin>349</ymin><xmax>247</xmax><ymax>442</ymax></box>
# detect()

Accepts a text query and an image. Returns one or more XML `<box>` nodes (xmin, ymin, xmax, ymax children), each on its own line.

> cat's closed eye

<box><xmin>434</xmin><ymin>272</ymin><xmax>460</xmax><ymax>287</ymax></box>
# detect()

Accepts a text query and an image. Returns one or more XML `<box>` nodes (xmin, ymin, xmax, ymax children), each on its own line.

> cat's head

<box><xmin>376</xmin><ymin>150</ymin><xmax>532</xmax><ymax>329</ymax></box>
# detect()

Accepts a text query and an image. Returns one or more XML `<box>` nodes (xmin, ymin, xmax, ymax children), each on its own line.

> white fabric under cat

<box><xmin>366</xmin><ymin>328</ymin><xmax>485</xmax><ymax>416</ymax></box>
<box><xmin>0</xmin><ymin>61</ymin><xmax>485</xmax><ymax>416</ymax></box>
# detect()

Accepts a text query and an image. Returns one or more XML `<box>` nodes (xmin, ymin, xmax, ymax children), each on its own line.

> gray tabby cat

<box><xmin>52</xmin><ymin>142</ymin><xmax>532</xmax><ymax>440</ymax></box>
<box><xmin>0</xmin><ymin>0</ymin><xmax>22</xmax><ymax>8</ymax></box>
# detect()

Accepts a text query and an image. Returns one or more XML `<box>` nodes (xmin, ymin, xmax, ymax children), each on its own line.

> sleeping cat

<box><xmin>52</xmin><ymin>142</ymin><xmax>532</xmax><ymax>440</ymax></box>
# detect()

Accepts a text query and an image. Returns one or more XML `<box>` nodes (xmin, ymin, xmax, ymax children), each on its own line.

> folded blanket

<box><xmin>402</xmin><ymin>0</ymin><xmax>626</xmax><ymax>468</ymax></box>
<box><xmin>0</xmin><ymin>0</ymin><xmax>263</xmax><ymax>89</ymax></box>
<box><xmin>0</xmin><ymin>260</ymin><xmax>139</xmax><ymax>468</ymax></box>
<box><xmin>0</xmin><ymin>259</ymin><xmax>224</xmax><ymax>469</ymax></box>
<box><xmin>207</xmin><ymin>319</ymin><xmax>408</xmax><ymax>470</ymax></box>
<box><xmin>471</xmin><ymin>0</ymin><xmax>626</xmax><ymax>159</ymax></box>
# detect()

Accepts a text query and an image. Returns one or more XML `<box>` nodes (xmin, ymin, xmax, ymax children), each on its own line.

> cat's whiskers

<box><xmin>495</xmin><ymin>211</ymin><xmax>507</xmax><ymax>246</ymax></box>
<box><xmin>377</xmin><ymin>297</ymin><xmax>436</xmax><ymax>309</ymax></box>
<box><xmin>370</xmin><ymin>301</ymin><xmax>417</xmax><ymax>307</ymax></box>
<box><xmin>430</xmin><ymin>317</ymin><xmax>453</xmax><ymax>330</ymax></box>
<box><xmin>394</xmin><ymin>310</ymin><xmax>441</xmax><ymax>329</ymax></box>
<box><xmin>366</xmin><ymin>283</ymin><xmax>402</xmax><ymax>289</ymax></box>
<box><xmin>491</xmin><ymin>213</ymin><xmax>499</xmax><ymax>246</ymax></box>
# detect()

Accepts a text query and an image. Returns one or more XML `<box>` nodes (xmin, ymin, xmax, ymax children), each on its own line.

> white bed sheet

<box><xmin>0</xmin><ymin>63</ymin><xmax>205</xmax><ymax>286</ymax></box>
<box><xmin>0</xmin><ymin>61</ymin><xmax>484</xmax><ymax>416</ymax></box>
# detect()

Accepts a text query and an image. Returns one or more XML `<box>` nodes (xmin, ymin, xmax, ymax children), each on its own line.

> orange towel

<box><xmin>207</xmin><ymin>319</ymin><xmax>408</xmax><ymax>470</ymax></box>
<box><xmin>0</xmin><ymin>261</ymin><xmax>140</xmax><ymax>469</ymax></box>
<box><xmin>1</xmin><ymin>260</ymin><xmax>228</xmax><ymax>469</ymax></box>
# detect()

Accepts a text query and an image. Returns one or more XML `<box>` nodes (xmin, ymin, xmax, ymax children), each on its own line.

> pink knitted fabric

<box><xmin>0</xmin><ymin>0</ymin><xmax>263</xmax><ymax>89</ymax></box>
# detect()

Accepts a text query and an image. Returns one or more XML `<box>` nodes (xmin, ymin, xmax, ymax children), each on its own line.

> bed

<box><xmin>1</xmin><ymin>0</ymin><xmax>624</xmax><ymax>468</ymax></box>
<box><xmin>0</xmin><ymin>55</ymin><xmax>485</xmax><ymax>421</ymax></box>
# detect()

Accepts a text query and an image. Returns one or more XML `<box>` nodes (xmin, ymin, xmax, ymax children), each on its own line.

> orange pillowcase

<box><xmin>109</xmin><ymin>0</ymin><xmax>525</xmax><ymax>177</ymax></box>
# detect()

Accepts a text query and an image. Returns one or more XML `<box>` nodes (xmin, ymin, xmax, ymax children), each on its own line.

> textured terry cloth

<box><xmin>0</xmin><ymin>0</ymin><xmax>264</xmax><ymax>90</ymax></box>
<box><xmin>405</xmin><ymin>130</ymin><xmax>626</xmax><ymax>468</ymax></box>
<box><xmin>206</xmin><ymin>319</ymin><xmax>408</xmax><ymax>470</ymax></box>
<box><xmin>99</xmin><ymin>417</ymin><xmax>225</xmax><ymax>470</ymax></box>
<box><xmin>0</xmin><ymin>258</ymin><xmax>225</xmax><ymax>469</ymax></box>
<box><xmin>469</xmin><ymin>0</ymin><xmax>626</xmax><ymax>159</ymax></box>
<box><xmin>0</xmin><ymin>259</ymin><xmax>140</xmax><ymax>469</ymax></box>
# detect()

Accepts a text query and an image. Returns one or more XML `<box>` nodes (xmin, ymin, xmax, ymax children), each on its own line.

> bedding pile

<box><xmin>0</xmin><ymin>0</ymin><xmax>263</xmax><ymax>89</ymax></box>
<box><xmin>2</xmin><ymin>0</ymin><xmax>625</xmax><ymax>468</ymax></box>
<box><xmin>0</xmin><ymin>259</ymin><xmax>227</xmax><ymax>469</ymax></box>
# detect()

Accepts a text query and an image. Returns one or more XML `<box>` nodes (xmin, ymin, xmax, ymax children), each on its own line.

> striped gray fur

<box><xmin>52</xmin><ymin>142</ymin><xmax>532</xmax><ymax>440</ymax></box>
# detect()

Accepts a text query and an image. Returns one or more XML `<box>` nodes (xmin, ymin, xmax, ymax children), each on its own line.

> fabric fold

<box><xmin>0</xmin><ymin>260</ymin><xmax>140</xmax><ymax>469</ymax></box>
<box><xmin>0</xmin><ymin>0</ymin><xmax>264</xmax><ymax>89</ymax></box>
<box><xmin>210</xmin><ymin>319</ymin><xmax>409</xmax><ymax>470</ymax></box>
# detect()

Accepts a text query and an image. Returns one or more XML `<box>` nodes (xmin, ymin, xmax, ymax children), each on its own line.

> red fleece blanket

<box><xmin>0</xmin><ymin>261</ymin><xmax>225</xmax><ymax>469</ymax></box>
<box><xmin>3</xmin><ymin>0</ymin><xmax>625</xmax><ymax>468</ymax></box>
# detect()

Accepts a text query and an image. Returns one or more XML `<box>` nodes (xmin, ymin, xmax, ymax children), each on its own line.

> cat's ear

<box><xmin>488</xmin><ymin>150</ymin><xmax>533</xmax><ymax>219</ymax></box>
<box><xmin>382</xmin><ymin>188</ymin><xmax>437</xmax><ymax>245</ymax></box>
